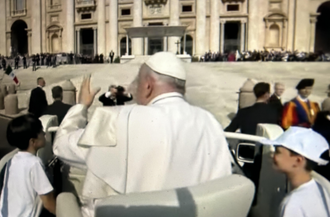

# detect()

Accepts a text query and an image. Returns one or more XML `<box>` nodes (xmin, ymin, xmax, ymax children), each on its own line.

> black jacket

<box><xmin>313</xmin><ymin>111</ymin><xmax>330</xmax><ymax>181</ymax></box>
<box><xmin>28</xmin><ymin>87</ymin><xmax>48</xmax><ymax>118</ymax></box>
<box><xmin>269</xmin><ymin>94</ymin><xmax>284</xmax><ymax>123</ymax></box>
<box><xmin>99</xmin><ymin>93</ymin><xmax>133</xmax><ymax>106</ymax></box>
<box><xmin>225</xmin><ymin>103</ymin><xmax>278</xmax><ymax>135</ymax></box>
<box><xmin>43</xmin><ymin>100</ymin><xmax>72</xmax><ymax>124</ymax></box>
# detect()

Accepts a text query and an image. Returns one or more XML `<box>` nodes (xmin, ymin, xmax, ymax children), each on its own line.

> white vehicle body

<box><xmin>0</xmin><ymin>117</ymin><xmax>329</xmax><ymax>217</ymax></box>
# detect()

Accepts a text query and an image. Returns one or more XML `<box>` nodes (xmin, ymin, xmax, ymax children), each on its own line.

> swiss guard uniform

<box><xmin>282</xmin><ymin>79</ymin><xmax>320</xmax><ymax>129</ymax></box>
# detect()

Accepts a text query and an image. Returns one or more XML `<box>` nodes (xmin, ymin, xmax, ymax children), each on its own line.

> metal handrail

<box><xmin>224</xmin><ymin>132</ymin><xmax>266</xmax><ymax>143</ymax></box>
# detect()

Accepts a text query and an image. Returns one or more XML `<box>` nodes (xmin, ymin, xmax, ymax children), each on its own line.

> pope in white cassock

<box><xmin>53</xmin><ymin>52</ymin><xmax>232</xmax><ymax>216</ymax></box>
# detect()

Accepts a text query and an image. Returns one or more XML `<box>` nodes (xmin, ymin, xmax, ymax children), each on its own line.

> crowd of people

<box><xmin>1</xmin><ymin>52</ymin><xmax>330</xmax><ymax>217</ymax></box>
<box><xmin>201</xmin><ymin>50</ymin><xmax>330</xmax><ymax>62</ymax></box>
<box><xmin>0</xmin><ymin>50</ymin><xmax>117</xmax><ymax>72</ymax></box>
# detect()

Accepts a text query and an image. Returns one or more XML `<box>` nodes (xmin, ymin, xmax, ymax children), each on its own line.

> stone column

<box><xmin>93</xmin><ymin>28</ymin><xmax>97</xmax><ymax>55</ymax></box>
<box><xmin>168</xmin><ymin>0</ymin><xmax>180</xmax><ymax>53</ymax></box>
<box><xmin>163</xmin><ymin>37</ymin><xmax>167</xmax><ymax>52</ymax></box>
<box><xmin>240</xmin><ymin>22</ymin><xmax>246</xmax><ymax>52</ymax></box>
<box><xmin>48</xmin><ymin>32</ymin><xmax>51</xmax><ymax>52</ymax></box>
<box><xmin>294</xmin><ymin>0</ymin><xmax>309</xmax><ymax>52</ymax></box>
<box><xmin>28</xmin><ymin>31</ymin><xmax>32</xmax><ymax>55</ymax></box>
<box><xmin>132</xmin><ymin>0</ymin><xmax>143</xmax><ymax>55</ymax></box>
<box><xmin>47</xmin><ymin>34</ymin><xmax>50</xmax><ymax>53</ymax></box>
<box><xmin>247</xmin><ymin>0</ymin><xmax>259</xmax><ymax>50</ymax></box>
<box><xmin>126</xmin><ymin>34</ymin><xmax>129</xmax><ymax>55</ymax></box>
<box><xmin>0</xmin><ymin>0</ymin><xmax>6</xmax><ymax>55</ymax></box>
<box><xmin>220</xmin><ymin>21</ymin><xmax>225</xmax><ymax>53</ymax></box>
<box><xmin>6</xmin><ymin>33</ymin><xmax>11</xmax><ymax>57</ymax></box>
<box><xmin>309</xmin><ymin>18</ymin><xmax>317</xmax><ymax>52</ymax></box>
<box><xmin>287</xmin><ymin>0</ymin><xmax>296</xmax><ymax>51</ymax></box>
<box><xmin>41</xmin><ymin>0</ymin><xmax>46</xmax><ymax>52</ymax></box>
<box><xmin>183</xmin><ymin>34</ymin><xmax>186</xmax><ymax>54</ymax></box>
<box><xmin>77</xmin><ymin>29</ymin><xmax>81</xmax><ymax>54</ymax></box>
<box><xmin>66</xmin><ymin>0</ymin><xmax>75</xmax><ymax>53</ymax></box>
<box><xmin>145</xmin><ymin>37</ymin><xmax>148</xmax><ymax>54</ymax></box>
<box><xmin>109</xmin><ymin>0</ymin><xmax>118</xmax><ymax>56</ymax></box>
<box><xmin>210</xmin><ymin>0</ymin><xmax>220</xmax><ymax>52</ymax></box>
<box><xmin>32</xmin><ymin>0</ymin><xmax>41</xmax><ymax>54</ymax></box>
<box><xmin>98</xmin><ymin>0</ymin><xmax>106</xmax><ymax>56</ymax></box>
<box><xmin>196</xmin><ymin>0</ymin><xmax>206</xmax><ymax>56</ymax></box>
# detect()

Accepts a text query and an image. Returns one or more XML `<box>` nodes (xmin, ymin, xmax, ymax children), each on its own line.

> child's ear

<box><xmin>295</xmin><ymin>155</ymin><xmax>305</xmax><ymax>167</ymax></box>
<box><xmin>29</xmin><ymin>138</ymin><xmax>36</xmax><ymax>146</ymax></box>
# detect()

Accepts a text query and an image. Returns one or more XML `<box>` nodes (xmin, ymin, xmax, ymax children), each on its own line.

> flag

<box><xmin>5</xmin><ymin>65</ymin><xmax>19</xmax><ymax>85</ymax></box>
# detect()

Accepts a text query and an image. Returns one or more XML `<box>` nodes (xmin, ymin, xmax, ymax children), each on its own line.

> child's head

<box><xmin>272</xmin><ymin>146</ymin><xmax>319</xmax><ymax>174</ymax></box>
<box><xmin>263</xmin><ymin>127</ymin><xmax>329</xmax><ymax>174</ymax></box>
<box><xmin>6</xmin><ymin>114</ymin><xmax>45</xmax><ymax>151</ymax></box>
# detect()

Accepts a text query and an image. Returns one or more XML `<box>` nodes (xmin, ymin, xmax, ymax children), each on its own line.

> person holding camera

<box><xmin>99</xmin><ymin>85</ymin><xmax>133</xmax><ymax>106</ymax></box>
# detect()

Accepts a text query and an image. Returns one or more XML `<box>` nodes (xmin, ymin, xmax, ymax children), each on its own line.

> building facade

<box><xmin>1</xmin><ymin>0</ymin><xmax>330</xmax><ymax>57</ymax></box>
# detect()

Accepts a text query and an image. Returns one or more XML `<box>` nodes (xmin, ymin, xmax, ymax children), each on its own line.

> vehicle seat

<box><xmin>56</xmin><ymin>174</ymin><xmax>255</xmax><ymax>217</ymax></box>
<box><xmin>38</xmin><ymin>115</ymin><xmax>59</xmax><ymax>166</ymax></box>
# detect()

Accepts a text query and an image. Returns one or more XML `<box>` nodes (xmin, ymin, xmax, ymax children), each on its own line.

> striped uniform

<box><xmin>282</xmin><ymin>97</ymin><xmax>320</xmax><ymax>130</ymax></box>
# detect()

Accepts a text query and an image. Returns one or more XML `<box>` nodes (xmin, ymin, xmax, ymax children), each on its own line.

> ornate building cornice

<box><xmin>221</xmin><ymin>0</ymin><xmax>245</xmax><ymax>3</ymax></box>
<box><xmin>76</xmin><ymin>0</ymin><xmax>96</xmax><ymax>12</ymax></box>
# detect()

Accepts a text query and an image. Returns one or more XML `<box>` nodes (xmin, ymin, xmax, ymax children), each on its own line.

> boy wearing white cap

<box><xmin>263</xmin><ymin>127</ymin><xmax>330</xmax><ymax>217</ymax></box>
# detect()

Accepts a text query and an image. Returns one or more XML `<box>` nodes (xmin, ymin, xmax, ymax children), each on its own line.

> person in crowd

<box><xmin>312</xmin><ymin>101</ymin><xmax>330</xmax><ymax>181</ymax></box>
<box><xmin>225</xmin><ymin>82</ymin><xmax>278</xmax><ymax>135</ymax></box>
<box><xmin>2</xmin><ymin>56</ymin><xmax>6</xmax><ymax>71</ymax></box>
<box><xmin>53</xmin><ymin>52</ymin><xmax>232</xmax><ymax>216</ymax></box>
<box><xmin>46</xmin><ymin>54</ymin><xmax>51</xmax><ymax>67</ymax></box>
<box><xmin>41</xmin><ymin>53</ymin><xmax>45</xmax><ymax>66</ymax></box>
<box><xmin>69</xmin><ymin>52</ymin><xmax>74</xmax><ymax>64</ymax></box>
<box><xmin>14</xmin><ymin>55</ymin><xmax>19</xmax><ymax>69</ymax></box>
<box><xmin>28</xmin><ymin>77</ymin><xmax>48</xmax><ymax>118</ymax></box>
<box><xmin>94</xmin><ymin>54</ymin><xmax>99</xmax><ymax>63</ymax></box>
<box><xmin>269</xmin><ymin>82</ymin><xmax>285</xmax><ymax>123</ymax></box>
<box><xmin>43</xmin><ymin>86</ymin><xmax>72</xmax><ymax>125</ymax></box>
<box><xmin>282</xmin><ymin>79</ymin><xmax>320</xmax><ymax>129</ymax></box>
<box><xmin>99</xmin><ymin>54</ymin><xmax>104</xmax><ymax>63</ymax></box>
<box><xmin>98</xmin><ymin>85</ymin><xmax>133</xmax><ymax>106</ymax></box>
<box><xmin>36</xmin><ymin>53</ymin><xmax>40</xmax><ymax>66</ymax></box>
<box><xmin>109</xmin><ymin>50</ymin><xmax>114</xmax><ymax>63</ymax></box>
<box><xmin>32</xmin><ymin>55</ymin><xmax>37</xmax><ymax>71</ymax></box>
<box><xmin>52</xmin><ymin>54</ymin><xmax>57</xmax><ymax>67</ymax></box>
<box><xmin>1</xmin><ymin>114</ymin><xmax>56</xmax><ymax>216</ymax></box>
<box><xmin>321</xmin><ymin>84</ymin><xmax>330</xmax><ymax>111</ymax></box>
<box><xmin>262</xmin><ymin>127</ymin><xmax>330</xmax><ymax>217</ymax></box>
<box><xmin>23</xmin><ymin>55</ymin><xmax>27</xmax><ymax>69</ymax></box>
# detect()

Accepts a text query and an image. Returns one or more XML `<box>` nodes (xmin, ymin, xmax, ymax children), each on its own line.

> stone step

<box><xmin>124</xmin><ymin>56</ymin><xmax>151</xmax><ymax>65</ymax></box>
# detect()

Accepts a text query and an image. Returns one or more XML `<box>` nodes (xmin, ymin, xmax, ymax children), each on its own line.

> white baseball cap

<box><xmin>262</xmin><ymin>127</ymin><xmax>329</xmax><ymax>165</ymax></box>
<box><xmin>145</xmin><ymin>52</ymin><xmax>186</xmax><ymax>81</ymax></box>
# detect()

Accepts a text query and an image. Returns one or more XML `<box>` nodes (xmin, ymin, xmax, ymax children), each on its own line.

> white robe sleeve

<box><xmin>53</xmin><ymin>104</ymin><xmax>89</xmax><ymax>168</ymax></box>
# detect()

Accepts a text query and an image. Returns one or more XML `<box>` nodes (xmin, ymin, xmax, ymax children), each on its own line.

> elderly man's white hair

<box><xmin>143</xmin><ymin>52</ymin><xmax>187</xmax><ymax>94</ymax></box>
<box><xmin>144</xmin><ymin>64</ymin><xmax>186</xmax><ymax>94</ymax></box>
<box><xmin>274</xmin><ymin>82</ymin><xmax>285</xmax><ymax>88</ymax></box>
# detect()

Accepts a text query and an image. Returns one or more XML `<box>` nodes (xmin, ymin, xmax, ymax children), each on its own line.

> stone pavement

<box><xmin>0</xmin><ymin>62</ymin><xmax>329</xmax><ymax>127</ymax></box>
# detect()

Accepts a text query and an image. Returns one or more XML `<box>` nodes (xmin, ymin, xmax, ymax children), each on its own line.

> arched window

<box><xmin>269</xmin><ymin>24</ymin><xmax>280</xmax><ymax>46</ymax></box>
<box><xmin>51</xmin><ymin>34</ymin><xmax>60</xmax><ymax>53</ymax></box>
<box><xmin>315</xmin><ymin>1</ymin><xmax>330</xmax><ymax>52</ymax></box>
<box><xmin>180</xmin><ymin>35</ymin><xmax>193</xmax><ymax>55</ymax></box>
<box><xmin>120</xmin><ymin>37</ymin><xmax>131</xmax><ymax>56</ymax></box>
